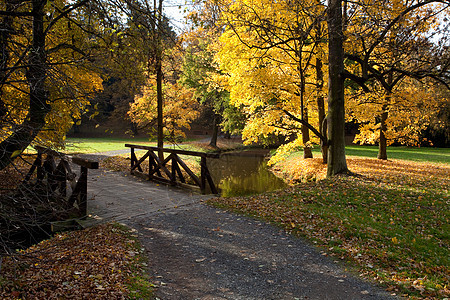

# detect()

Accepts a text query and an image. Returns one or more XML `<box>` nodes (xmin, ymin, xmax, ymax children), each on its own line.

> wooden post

<box><xmin>54</xmin><ymin>160</ymin><xmax>67</xmax><ymax>196</ymax></box>
<box><xmin>200</xmin><ymin>157</ymin><xmax>207</xmax><ymax>193</ymax></box>
<box><xmin>78</xmin><ymin>166</ymin><xmax>88</xmax><ymax>217</ymax></box>
<box><xmin>171</xmin><ymin>154</ymin><xmax>177</xmax><ymax>185</ymax></box>
<box><xmin>70</xmin><ymin>157</ymin><xmax>98</xmax><ymax>218</ymax></box>
<box><xmin>130</xmin><ymin>147</ymin><xmax>135</xmax><ymax>171</ymax></box>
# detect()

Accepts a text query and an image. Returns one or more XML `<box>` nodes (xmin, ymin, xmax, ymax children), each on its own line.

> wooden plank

<box><xmin>148</xmin><ymin>155</ymin><xmax>162</xmax><ymax>177</ymax></box>
<box><xmin>24</xmin><ymin>152</ymin><xmax>42</xmax><ymax>182</ymax></box>
<box><xmin>200</xmin><ymin>157</ymin><xmax>218</xmax><ymax>194</ymax></box>
<box><xmin>78</xmin><ymin>166</ymin><xmax>88</xmax><ymax>217</ymax></box>
<box><xmin>177</xmin><ymin>157</ymin><xmax>201</xmax><ymax>188</ymax></box>
<box><xmin>131</xmin><ymin>151</ymin><xmax>150</xmax><ymax>172</ymax></box>
<box><xmin>72</xmin><ymin>156</ymin><xmax>99</xmax><ymax>169</ymax></box>
<box><xmin>200</xmin><ymin>157</ymin><xmax>206</xmax><ymax>192</ymax></box>
<box><xmin>125</xmin><ymin>144</ymin><xmax>220</xmax><ymax>158</ymax></box>
<box><xmin>34</xmin><ymin>145</ymin><xmax>62</xmax><ymax>157</ymax></box>
<box><xmin>55</xmin><ymin>160</ymin><xmax>67</xmax><ymax>196</ymax></box>
<box><xmin>130</xmin><ymin>148</ymin><xmax>137</xmax><ymax>171</ymax></box>
<box><xmin>148</xmin><ymin>151</ymin><xmax>172</xmax><ymax>179</ymax></box>
<box><xmin>172</xmin><ymin>155</ymin><xmax>185</xmax><ymax>183</ymax></box>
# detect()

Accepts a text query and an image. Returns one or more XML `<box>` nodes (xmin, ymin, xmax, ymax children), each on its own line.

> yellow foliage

<box><xmin>128</xmin><ymin>77</ymin><xmax>199</xmax><ymax>139</ymax></box>
<box><xmin>214</xmin><ymin>0</ymin><xmax>328</xmax><ymax>147</ymax></box>
<box><xmin>348</xmin><ymin>79</ymin><xmax>447</xmax><ymax>146</ymax></box>
<box><xmin>0</xmin><ymin>0</ymin><xmax>103</xmax><ymax>149</ymax></box>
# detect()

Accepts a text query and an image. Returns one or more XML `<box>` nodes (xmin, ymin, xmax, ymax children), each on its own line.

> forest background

<box><xmin>0</xmin><ymin>0</ymin><xmax>449</xmax><ymax>298</ymax></box>
<box><xmin>0</xmin><ymin>0</ymin><xmax>449</xmax><ymax>174</ymax></box>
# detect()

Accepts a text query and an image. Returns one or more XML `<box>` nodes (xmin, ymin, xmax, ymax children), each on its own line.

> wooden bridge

<box><xmin>23</xmin><ymin>146</ymin><xmax>98</xmax><ymax>218</ymax></box>
<box><xmin>125</xmin><ymin>144</ymin><xmax>219</xmax><ymax>194</ymax></box>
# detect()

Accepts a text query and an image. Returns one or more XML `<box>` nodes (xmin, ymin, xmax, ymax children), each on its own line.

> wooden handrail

<box><xmin>125</xmin><ymin>144</ymin><xmax>219</xmax><ymax>194</ymax></box>
<box><xmin>125</xmin><ymin>144</ymin><xmax>220</xmax><ymax>158</ymax></box>
<box><xmin>23</xmin><ymin>147</ymin><xmax>98</xmax><ymax>218</ymax></box>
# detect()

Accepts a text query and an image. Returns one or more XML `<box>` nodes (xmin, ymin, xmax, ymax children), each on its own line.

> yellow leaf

<box><xmin>11</xmin><ymin>149</ymin><xmax>22</xmax><ymax>158</ymax></box>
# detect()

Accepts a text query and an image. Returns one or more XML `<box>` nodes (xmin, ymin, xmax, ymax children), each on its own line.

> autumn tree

<box><xmin>181</xmin><ymin>2</ymin><xmax>245</xmax><ymax>147</ymax></box>
<box><xmin>128</xmin><ymin>76</ymin><xmax>199</xmax><ymax>141</ymax></box>
<box><xmin>213</xmin><ymin>0</ymin><xmax>329</xmax><ymax>161</ymax></box>
<box><xmin>343</xmin><ymin>0</ymin><xmax>450</xmax><ymax>159</ymax></box>
<box><xmin>326</xmin><ymin>0</ymin><xmax>348</xmax><ymax>175</ymax></box>
<box><xmin>0</xmin><ymin>0</ymin><xmax>102</xmax><ymax>170</ymax></box>
<box><xmin>85</xmin><ymin>0</ymin><xmax>176</xmax><ymax>137</ymax></box>
<box><xmin>350</xmin><ymin>78</ymin><xmax>449</xmax><ymax>147</ymax></box>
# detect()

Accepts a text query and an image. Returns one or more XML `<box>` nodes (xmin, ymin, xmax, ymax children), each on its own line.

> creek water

<box><xmin>206</xmin><ymin>150</ymin><xmax>287</xmax><ymax>197</ymax></box>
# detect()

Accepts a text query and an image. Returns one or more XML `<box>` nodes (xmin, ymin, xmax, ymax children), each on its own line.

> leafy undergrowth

<box><xmin>208</xmin><ymin>157</ymin><xmax>449</xmax><ymax>299</ymax></box>
<box><xmin>0</xmin><ymin>223</ymin><xmax>154</xmax><ymax>299</ymax></box>
<box><xmin>0</xmin><ymin>156</ymin><xmax>33</xmax><ymax>195</ymax></box>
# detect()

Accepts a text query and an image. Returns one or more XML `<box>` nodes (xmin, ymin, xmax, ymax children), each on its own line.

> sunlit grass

<box><xmin>63</xmin><ymin>137</ymin><xmax>155</xmax><ymax>154</ymax></box>
<box><xmin>209</xmin><ymin>157</ymin><xmax>450</xmax><ymax>299</ymax></box>
<box><xmin>302</xmin><ymin>145</ymin><xmax>449</xmax><ymax>164</ymax></box>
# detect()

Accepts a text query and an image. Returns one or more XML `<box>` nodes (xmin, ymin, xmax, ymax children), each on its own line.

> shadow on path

<box><xmin>83</xmin><ymin>153</ymin><xmax>396</xmax><ymax>300</ymax></box>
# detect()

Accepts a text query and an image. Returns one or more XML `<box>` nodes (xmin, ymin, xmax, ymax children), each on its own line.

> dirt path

<box><xmin>84</xmin><ymin>153</ymin><xmax>396</xmax><ymax>299</ymax></box>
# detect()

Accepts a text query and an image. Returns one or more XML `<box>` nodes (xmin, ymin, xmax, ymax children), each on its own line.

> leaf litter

<box><xmin>0</xmin><ymin>223</ymin><xmax>153</xmax><ymax>299</ymax></box>
<box><xmin>209</xmin><ymin>157</ymin><xmax>449</xmax><ymax>299</ymax></box>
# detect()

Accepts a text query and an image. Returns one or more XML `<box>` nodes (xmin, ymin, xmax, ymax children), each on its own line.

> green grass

<box><xmin>63</xmin><ymin>137</ymin><xmax>208</xmax><ymax>154</ymax></box>
<box><xmin>295</xmin><ymin>145</ymin><xmax>450</xmax><ymax>164</ymax></box>
<box><xmin>209</xmin><ymin>150</ymin><xmax>450</xmax><ymax>299</ymax></box>
<box><xmin>63</xmin><ymin>137</ymin><xmax>155</xmax><ymax>154</ymax></box>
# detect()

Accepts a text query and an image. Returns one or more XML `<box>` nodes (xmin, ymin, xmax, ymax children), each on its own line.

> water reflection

<box><xmin>207</xmin><ymin>151</ymin><xmax>287</xmax><ymax>197</ymax></box>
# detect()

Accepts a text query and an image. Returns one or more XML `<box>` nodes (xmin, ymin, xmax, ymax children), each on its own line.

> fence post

<box><xmin>78</xmin><ymin>166</ymin><xmax>88</xmax><ymax>217</ymax></box>
<box><xmin>130</xmin><ymin>147</ymin><xmax>135</xmax><ymax>173</ymax></box>
<box><xmin>70</xmin><ymin>157</ymin><xmax>99</xmax><ymax>218</ymax></box>
<box><xmin>200</xmin><ymin>156</ymin><xmax>207</xmax><ymax>193</ymax></box>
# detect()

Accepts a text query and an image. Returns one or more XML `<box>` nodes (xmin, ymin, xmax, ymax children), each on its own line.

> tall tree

<box><xmin>0</xmin><ymin>0</ymin><xmax>101</xmax><ymax>170</ymax></box>
<box><xmin>343</xmin><ymin>0</ymin><xmax>450</xmax><ymax>159</ymax></box>
<box><xmin>213</xmin><ymin>0</ymin><xmax>328</xmax><ymax>160</ymax></box>
<box><xmin>327</xmin><ymin>0</ymin><xmax>348</xmax><ymax>175</ymax></box>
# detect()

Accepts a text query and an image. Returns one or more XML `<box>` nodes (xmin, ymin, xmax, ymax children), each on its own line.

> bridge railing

<box><xmin>125</xmin><ymin>144</ymin><xmax>219</xmax><ymax>194</ymax></box>
<box><xmin>23</xmin><ymin>146</ymin><xmax>98</xmax><ymax>217</ymax></box>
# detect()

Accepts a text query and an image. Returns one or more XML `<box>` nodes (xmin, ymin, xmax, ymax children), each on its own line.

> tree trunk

<box><xmin>326</xmin><ymin>0</ymin><xmax>348</xmax><ymax>176</ymax></box>
<box><xmin>209</xmin><ymin>114</ymin><xmax>219</xmax><ymax>148</ymax></box>
<box><xmin>301</xmin><ymin>109</ymin><xmax>313</xmax><ymax>158</ymax></box>
<box><xmin>378</xmin><ymin>105</ymin><xmax>388</xmax><ymax>160</ymax></box>
<box><xmin>0</xmin><ymin>0</ymin><xmax>50</xmax><ymax>170</ymax></box>
<box><xmin>0</xmin><ymin>1</ymin><xmax>14</xmax><ymax>120</ymax></box>
<box><xmin>299</xmin><ymin>59</ymin><xmax>312</xmax><ymax>159</ymax></box>
<box><xmin>316</xmin><ymin>56</ymin><xmax>327</xmax><ymax>164</ymax></box>
<box><xmin>156</xmin><ymin>0</ymin><xmax>164</xmax><ymax>161</ymax></box>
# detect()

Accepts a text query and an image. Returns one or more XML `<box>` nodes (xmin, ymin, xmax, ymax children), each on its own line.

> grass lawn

<box><xmin>209</xmin><ymin>153</ymin><xmax>449</xmax><ymax>299</ymax></box>
<box><xmin>63</xmin><ymin>137</ymin><xmax>216</xmax><ymax>154</ymax></box>
<box><xmin>301</xmin><ymin>145</ymin><xmax>449</xmax><ymax>164</ymax></box>
<box><xmin>63</xmin><ymin>137</ymin><xmax>156</xmax><ymax>154</ymax></box>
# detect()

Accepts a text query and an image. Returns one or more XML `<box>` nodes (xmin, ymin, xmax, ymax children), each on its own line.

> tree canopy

<box><xmin>0</xmin><ymin>0</ymin><xmax>448</xmax><ymax>175</ymax></box>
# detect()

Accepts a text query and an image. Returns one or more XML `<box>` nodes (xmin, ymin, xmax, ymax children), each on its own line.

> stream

<box><xmin>207</xmin><ymin>150</ymin><xmax>287</xmax><ymax>197</ymax></box>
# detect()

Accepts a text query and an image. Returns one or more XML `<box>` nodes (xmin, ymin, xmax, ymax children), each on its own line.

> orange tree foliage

<box><xmin>128</xmin><ymin>76</ymin><xmax>199</xmax><ymax>141</ymax></box>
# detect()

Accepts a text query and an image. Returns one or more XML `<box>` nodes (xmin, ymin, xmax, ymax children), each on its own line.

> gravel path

<box><xmin>82</xmin><ymin>152</ymin><xmax>397</xmax><ymax>300</ymax></box>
